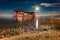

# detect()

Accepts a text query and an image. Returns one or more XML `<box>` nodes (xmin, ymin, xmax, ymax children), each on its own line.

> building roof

<box><xmin>14</xmin><ymin>9</ymin><xmax>24</xmax><ymax>13</ymax></box>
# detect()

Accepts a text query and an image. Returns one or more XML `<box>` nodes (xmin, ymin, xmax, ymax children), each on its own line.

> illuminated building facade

<box><xmin>13</xmin><ymin>9</ymin><xmax>35</xmax><ymax>23</ymax></box>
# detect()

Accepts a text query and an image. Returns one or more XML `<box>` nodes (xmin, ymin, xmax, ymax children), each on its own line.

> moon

<box><xmin>35</xmin><ymin>6</ymin><xmax>40</xmax><ymax>11</ymax></box>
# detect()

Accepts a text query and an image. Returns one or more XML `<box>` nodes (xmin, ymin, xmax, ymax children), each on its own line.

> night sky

<box><xmin>0</xmin><ymin>0</ymin><xmax>60</xmax><ymax>19</ymax></box>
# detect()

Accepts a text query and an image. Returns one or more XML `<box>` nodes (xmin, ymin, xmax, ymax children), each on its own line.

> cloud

<box><xmin>35</xmin><ymin>11</ymin><xmax>60</xmax><ymax>16</ymax></box>
<box><xmin>40</xmin><ymin>3</ymin><xmax>60</xmax><ymax>7</ymax></box>
<box><xmin>36</xmin><ymin>13</ymin><xmax>60</xmax><ymax>16</ymax></box>
<box><xmin>0</xmin><ymin>14</ymin><xmax>13</xmax><ymax>19</ymax></box>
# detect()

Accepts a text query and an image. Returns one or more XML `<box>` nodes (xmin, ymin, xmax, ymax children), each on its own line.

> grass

<box><xmin>0</xmin><ymin>21</ymin><xmax>60</xmax><ymax>40</ymax></box>
<box><xmin>15</xmin><ymin>31</ymin><xmax>60</xmax><ymax>40</ymax></box>
<box><xmin>0</xmin><ymin>28</ymin><xmax>20</xmax><ymax>38</ymax></box>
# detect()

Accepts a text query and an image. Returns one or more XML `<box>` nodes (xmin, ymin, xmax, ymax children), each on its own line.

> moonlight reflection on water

<box><xmin>36</xmin><ymin>16</ymin><xmax>39</xmax><ymax>29</ymax></box>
